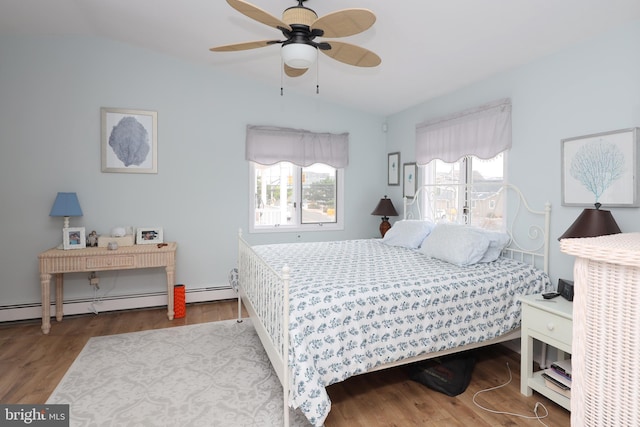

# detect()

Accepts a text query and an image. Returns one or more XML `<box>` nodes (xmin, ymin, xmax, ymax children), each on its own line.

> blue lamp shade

<box><xmin>49</xmin><ymin>192</ymin><xmax>83</xmax><ymax>228</ymax></box>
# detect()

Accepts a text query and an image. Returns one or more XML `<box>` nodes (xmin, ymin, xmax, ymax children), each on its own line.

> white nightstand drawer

<box><xmin>524</xmin><ymin>304</ymin><xmax>572</xmax><ymax>344</ymax></box>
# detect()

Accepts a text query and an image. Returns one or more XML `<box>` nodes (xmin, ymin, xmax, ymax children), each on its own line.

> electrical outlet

<box><xmin>89</xmin><ymin>272</ymin><xmax>99</xmax><ymax>289</ymax></box>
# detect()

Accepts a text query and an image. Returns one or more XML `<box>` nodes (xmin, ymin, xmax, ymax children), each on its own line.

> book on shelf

<box><xmin>543</xmin><ymin>375</ymin><xmax>571</xmax><ymax>398</ymax></box>
<box><xmin>550</xmin><ymin>359</ymin><xmax>572</xmax><ymax>381</ymax></box>
<box><xmin>542</xmin><ymin>367</ymin><xmax>571</xmax><ymax>398</ymax></box>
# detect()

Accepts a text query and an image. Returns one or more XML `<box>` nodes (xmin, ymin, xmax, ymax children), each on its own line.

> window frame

<box><xmin>419</xmin><ymin>153</ymin><xmax>507</xmax><ymax>227</ymax></box>
<box><xmin>248</xmin><ymin>162</ymin><xmax>345</xmax><ymax>233</ymax></box>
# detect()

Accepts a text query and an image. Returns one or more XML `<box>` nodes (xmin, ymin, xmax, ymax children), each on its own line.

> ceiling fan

<box><xmin>210</xmin><ymin>0</ymin><xmax>381</xmax><ymax>78</ymax></box>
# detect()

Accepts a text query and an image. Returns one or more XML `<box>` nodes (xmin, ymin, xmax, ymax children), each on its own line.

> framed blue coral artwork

<box><xmin>561</xmin><ymin>127</ymin><xmax>639</xmax><ymax>207</ymax></box>
<box><xmin>101</xmin><ymin>107</ymin><xmax>158</xmax><ymax>174</ymax></box>
<box><xmin>403</xmin><ymin>162</ymin><xmax>417</xmax><ymax>199</ymax></box>
<box><xmin>388</xmin><ymin>152</ymin><xmax>400</xmax><ymax>185</ymax></box>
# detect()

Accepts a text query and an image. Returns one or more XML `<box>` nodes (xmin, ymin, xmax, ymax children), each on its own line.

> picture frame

<box><xmin>403</xmin><ymin>162</ymin><xmax>418</xmax><ymax>199</ymax></box>
<box><xmin>562</xmin><ymin>127</ymin><xmax>639</xmax><ymax>207</ymax></box>
<box><xmin>388</xmin><ymin>152</ymin><xmax>400</xmax><ymax>185</ymax></box>
<box><xmin>63</xmin><ymin>227</ymin><xmax>86</xmax><ymax>250</ymax></box>
<box><xmin>136</xmin><ymin>227</ymin><xmax>164</xmax><ymax>244</ymax></box>
<box><xmin>101</xmin><ymin>107</ymin><xmax>158</xmax><ymax>174</ymax></box>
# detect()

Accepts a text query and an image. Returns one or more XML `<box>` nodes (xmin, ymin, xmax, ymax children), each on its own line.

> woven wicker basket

<box><xmin>560</xmin><ymin>233</ymin><xmax>640</xmax><ymax>427</ymax></box>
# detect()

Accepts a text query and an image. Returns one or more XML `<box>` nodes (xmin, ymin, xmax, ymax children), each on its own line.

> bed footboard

<box><xmin>238</xmin><ymin>230</ymin><xmax>290</xmax><ymax>426</ymax></box>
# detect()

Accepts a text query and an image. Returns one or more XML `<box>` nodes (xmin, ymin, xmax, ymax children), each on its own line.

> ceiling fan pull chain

<box><xmin>316</xmin><ymin>60</ymin><xmax>320</xmax><ymax>94</ymax></box>
<box><xmin>281</xmin><ymin>58</ymin><xmax>284</xmax><ymax>96</ymax></box>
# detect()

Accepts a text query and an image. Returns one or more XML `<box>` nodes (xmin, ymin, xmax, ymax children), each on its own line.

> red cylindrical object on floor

<box><xmin>174</xmin><ymin>284</ymin><xmax>186</xmax><ymax>319</ymax></box>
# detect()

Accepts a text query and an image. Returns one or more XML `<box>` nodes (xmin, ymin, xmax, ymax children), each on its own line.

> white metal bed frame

<box><xmin>237</xmin><ymin>184</ymin><xmax>551</xmax><ymax>426</ymax></box>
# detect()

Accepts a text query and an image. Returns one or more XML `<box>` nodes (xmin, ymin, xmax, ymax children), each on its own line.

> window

<box><xmin>415</xmin><ymin>99</ymin><xmax>511</xmax><ymax>230</ymax></box>
<box><xmin>420</xmin><ymin>152</ymin><xmax>505</xmax><ymax>229</ymax></box>
<box><xmin>250</xmin><ymin>162</ymin><xmax>344</xmax><ymax>233</ymax></box>
<box><xmin>245</xmin><ymin>125</ymin><xmax>348</xmax><ymax>233</ymax></box>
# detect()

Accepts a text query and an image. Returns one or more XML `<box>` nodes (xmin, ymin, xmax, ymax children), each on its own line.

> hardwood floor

<box><xmin>0</xmin><ymin>300</ymin><xmax>570</xmax><ymax>426</ymax></box>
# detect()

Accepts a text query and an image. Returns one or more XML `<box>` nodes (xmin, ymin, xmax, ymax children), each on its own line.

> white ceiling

<box><xmin>2</xmin><ymin>0</ymin><xmax>640</xmax><ymax>116</ymax></box>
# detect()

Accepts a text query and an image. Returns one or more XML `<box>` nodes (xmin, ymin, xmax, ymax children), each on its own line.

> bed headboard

<box><xmin>403</xmin><ymin>184</ymin><xmax>550</xmax><ymax>273</ymax></box>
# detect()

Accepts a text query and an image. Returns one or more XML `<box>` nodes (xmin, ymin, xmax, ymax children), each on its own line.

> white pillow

<box><xmin>478</xmin><ymin>230</ymin><xmax>510</xmax><ymax>263</ymax></box>
<box><xmin>382</xmin><ymin>220</ymin><xmax>435</xmax><ymax>249</ymax></box>
<box><xmin>419</xmin><ymin>223</ymin><xmax>490</xmax><ymax>266</ymax></box>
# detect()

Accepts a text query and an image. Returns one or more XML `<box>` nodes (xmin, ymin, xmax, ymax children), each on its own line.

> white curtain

<box><xmin>415</xmin><ymin>98</ymin><xmax>512</xmax><ymax>165</ymax></box>
<box><xmin>245</xmin><ymin>125</ymin><xmax>349</xmax><ymax>168</ymax></box>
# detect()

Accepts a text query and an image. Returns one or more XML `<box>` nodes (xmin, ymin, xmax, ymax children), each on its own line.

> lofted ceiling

<box><xmin>2</xmin><ymin>0</ymin><xmax>640</xmax><ymax>116</ymax></box>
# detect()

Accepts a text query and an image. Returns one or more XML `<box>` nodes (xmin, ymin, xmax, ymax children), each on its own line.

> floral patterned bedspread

<box><xmin>252</xmin><ymin>239</ymin><xmax>550</xmax><ymax>426</ymax></box>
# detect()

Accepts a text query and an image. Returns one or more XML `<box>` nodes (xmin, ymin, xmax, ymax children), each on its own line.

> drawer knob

<box><xmin>547</xmin><ymin>322</ymin><xmax>555</xmax><ymax>331</ymax></box>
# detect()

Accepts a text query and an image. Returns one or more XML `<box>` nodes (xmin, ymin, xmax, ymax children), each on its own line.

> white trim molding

<box><xmin>0</xmin><ymin>286</ymin><xmax>236</xmax><ymax>323</ymax></box>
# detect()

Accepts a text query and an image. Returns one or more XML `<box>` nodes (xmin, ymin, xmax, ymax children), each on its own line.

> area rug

<box><xmin>47</xmin><ymin>319</ymin><xmax>311</xmax><ymax>426</ymax></box>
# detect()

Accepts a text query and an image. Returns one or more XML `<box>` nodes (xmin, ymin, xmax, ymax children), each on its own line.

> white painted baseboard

<box><xmin>0</xmin><ymin>286</ymin><xmax>237</xmax><ymax>323</ymax></box>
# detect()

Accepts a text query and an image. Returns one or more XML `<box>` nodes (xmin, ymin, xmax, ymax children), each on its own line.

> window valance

<box><xmin>245</xmin><ymin>125</ymin><xmax>349</xmax><ymax>168</ymax></box>
<box><xmin>415</xmin><ymin>98</ymin><xmax>512</xmax><ymax>165</ymax></box>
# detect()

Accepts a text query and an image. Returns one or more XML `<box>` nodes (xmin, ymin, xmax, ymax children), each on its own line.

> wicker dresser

<box><xmin>560</xmin><ymin>233</ymin><xmax>640</xmax><ymax>427</ymax></box>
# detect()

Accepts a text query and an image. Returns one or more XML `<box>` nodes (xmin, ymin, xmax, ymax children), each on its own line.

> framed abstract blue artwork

<box><xmin>101</xmin><ymin>107</ymin><xmax>158</xmax><ymax>174</ymax></box>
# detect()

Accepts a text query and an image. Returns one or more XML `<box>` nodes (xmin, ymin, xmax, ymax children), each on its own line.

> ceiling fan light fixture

<box><xmin>281</xmin><ymin>43</ymin><xmax>317</xmax><ymax>69</ymax></box>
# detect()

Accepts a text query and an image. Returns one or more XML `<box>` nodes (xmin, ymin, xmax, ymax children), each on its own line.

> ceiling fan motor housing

<box><xmin>282</xmin><ymin>5</ymin><xmax>317</xmax><ymax>26</ymax></box>
<box><xmin>281</xmin><ymin>5</ymin><xmax>320</xmax><ymax>68</ymax></box>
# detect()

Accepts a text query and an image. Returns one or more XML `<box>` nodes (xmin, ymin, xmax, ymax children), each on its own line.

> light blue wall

<box><xmin>385</xmin><ymin>21</ymin><xmax>640</xmax><ymax>284</ymax></box>
<box><xmin>2</xmin><ymin>20</ymin><xmax>639</xmax><ymax>309</ymax></box>
<box><xmin>0</xmin><ymin>35</ymin><xmax>386</xmax><ymax>307</ymax></box>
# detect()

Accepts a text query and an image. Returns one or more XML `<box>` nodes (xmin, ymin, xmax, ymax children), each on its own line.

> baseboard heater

<box><xmin>0</xmin><ymin>286</ymin><xmax>237</xmax><ymax>323</ymax></box>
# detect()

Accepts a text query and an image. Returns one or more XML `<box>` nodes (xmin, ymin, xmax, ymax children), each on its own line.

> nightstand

<box><xmin>520</xmin><ymin>293</ymin><xmax>573</xmax><ymax>410</ymax></box>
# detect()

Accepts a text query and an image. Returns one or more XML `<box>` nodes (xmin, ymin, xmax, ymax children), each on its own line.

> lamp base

<box><xmin>379</xmin><ymin>219</ymin><xmax>391</xmax><ymax>237</ymax></box>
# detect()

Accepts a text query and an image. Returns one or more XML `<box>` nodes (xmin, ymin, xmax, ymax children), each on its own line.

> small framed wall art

<box><xmin>136</xmin><ymin>227</ymin><xmax>164</xmax><ymax>244</ymax></box>
<box><xmin>102</xmin><ymin>107</ymin><xmax>158</xmax><ymax>174</ymax></box>
<box><xmin>63</xmin><ymin>227</ymin><xmax>86</xmax><ymax>250</ymax></box>
<box><xmin>561</xmin><ymin>127</ymin><xmax>639</xmax><ymax>207</ymax></box>
<box><xmin>388</xmin><ymin>152</ymin><xmax>400</xmax><ymax>185</ymax></box>
<box><xmin>403</xmin><ymin>162</ymin><xmax>417</xmax><ymax>199</ymax></box>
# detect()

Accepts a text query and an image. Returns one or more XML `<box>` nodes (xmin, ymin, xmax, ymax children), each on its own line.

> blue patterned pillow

<box><xmin>382</xmin><ymin>220</ymin><xmax>435</xmax><ymax>249</ymax></box>
<box><xmin>419</xmin><ymin>223</ymin><xmax>490</xmax><ymax>266</ymax></box>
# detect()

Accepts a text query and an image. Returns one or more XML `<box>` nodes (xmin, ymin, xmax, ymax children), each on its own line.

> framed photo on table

<box><xmin>403</xmin><ymin>162</ymin><xmax>417</xmax><ymax>199</ymax></box>
<box><xmin>388</xmin><ymin>152</ymin><xmax>400</xmax><ymax>185</ymax></box>
<box><xmin>63</xmin><ymin>227</ymin><xmax>86</xmax><ymax>250</ymax></box>
<box><xmin>136</xmin><ymin>227</ymin><xmax>164</xmax><ymax>244</ymax></box>
<box><xmin>561</xmin><ymin>127</ymin><xmax>639</xmax><ymax>207</ymax></box>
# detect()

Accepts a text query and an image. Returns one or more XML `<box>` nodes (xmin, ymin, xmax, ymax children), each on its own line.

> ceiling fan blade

<box><xmin>226</xmin><ymin>0</ymin><xmax>291</xmax><ymax>31</ymax></box>
<box><xmin>210</xmin><ymin>40</ymin><xmax>279</xmax><ymax>52</ymax></box>
<box><xmin>320</xmin><ymin>41</ymin><xmax>381</xmax><ymax>67</ymax></box>
<box><xmin>312</xmin><ymin>9</ymin><xmax>376</xmax><ymax>38</ymax></box>
<box><xmin>284</xmin><ymin>65</ymin><xmax>308</xmax><ymax>78</ymax></box>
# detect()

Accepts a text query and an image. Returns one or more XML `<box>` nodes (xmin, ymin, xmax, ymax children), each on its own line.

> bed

<box><xmin>236</xmin><ymin>184</ymin><xmax>551</xmax><ymax>426</ymax></box>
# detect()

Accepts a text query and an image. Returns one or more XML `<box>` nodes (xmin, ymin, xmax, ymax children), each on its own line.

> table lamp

<box><xmin>557</xmin><ymin>202</ymin><xmax>621</xmax><ymax>300</ymax></box>
<box><xmin>371</xmin><ymin>196</ymin><xmax>398</xmax><ymax>237</ymax></box>
<box><xmin>49</xmin><ymin>192</ymin><xmax>83</xmax><ymax>229</ymax></box>
<box><xmin>558</xmin><ymin>202</ymin><xmax>621</xmax><ymax>240</ymax></box>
